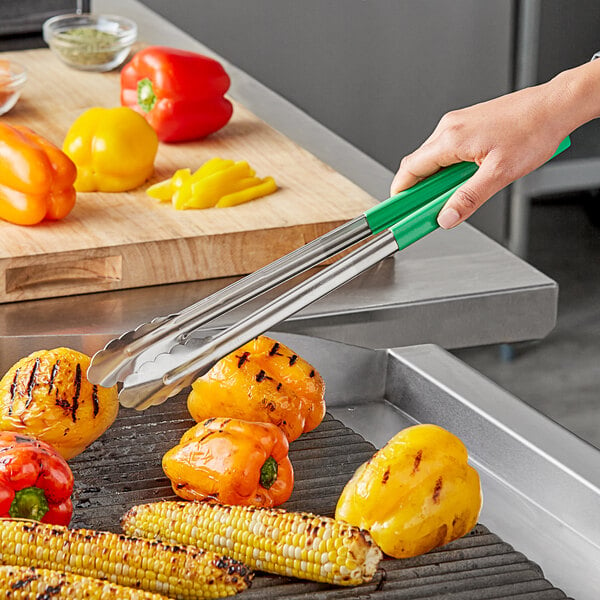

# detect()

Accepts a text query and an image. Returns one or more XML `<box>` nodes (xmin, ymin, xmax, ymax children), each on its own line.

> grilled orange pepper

<box><xmin>162</xmin><ymin>417</ymin><xmax>294</xmax><ymax>507</ymax></box>
<box><xmin>0</xmin><ymin>123</ymin><xmax>76</xmax><ymax>225</ymax></box>
<box><xmin>187</xmin><ymin>335</ymin><xmax>326</xmax><ymax>442</ymax></box>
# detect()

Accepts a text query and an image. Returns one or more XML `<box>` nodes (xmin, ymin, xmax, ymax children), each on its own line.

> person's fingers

<box><xmin>389</xmin><ymin>160</ymin><xmax>423</xmax><ymax>194</ymax></box>
<box><xmin>390</xmin><ymin>141</ymin><xmax>458</xmax><ymax>195</ymax></box>
<box><xmin>436</xmin><ymin>158</ymin><xmax>513</xmax><ymax>229</ymax></box>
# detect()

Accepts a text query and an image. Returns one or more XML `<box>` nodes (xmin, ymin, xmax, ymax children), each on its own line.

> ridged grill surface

<box><xmin>69</xmin><ymin>394</ymin><xmax>570</xmax><ymax>599</ymax></box>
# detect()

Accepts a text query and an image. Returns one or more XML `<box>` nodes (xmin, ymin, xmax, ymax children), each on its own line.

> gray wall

<box><xmin>537</xmin><ymin>1</ymin><xmax>600</xmax><ymax>161</ymax></box>
<box><xmin>139</xmin><ymin>1</ymin><xmax>515</xmax><ymax>170</ymax></box>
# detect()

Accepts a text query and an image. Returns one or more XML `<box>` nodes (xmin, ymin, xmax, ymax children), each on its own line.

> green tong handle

<box><xmin>366</xmin><ymin>136</ymin><xmax>572</xmax><ymax>240</ymax></box>
<box><xmin>390</xmin><ymin>182</ymin><xmax>461</xmax><ymax>251</ymax></box>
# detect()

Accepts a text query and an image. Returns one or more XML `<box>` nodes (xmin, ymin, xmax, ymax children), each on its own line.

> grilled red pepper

<box><xmin>120</xmin><ymin>46</ymin><xmax>233</xmax><ymax>143</ymax></box>
<box><xmin>0</xmin><ymin>431</ymin><xmax>74</xmax><ymax>525</ymax></box>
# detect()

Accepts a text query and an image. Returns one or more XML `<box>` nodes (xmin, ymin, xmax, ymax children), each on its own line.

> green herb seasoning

<box><xmin>54</xmin><ymin>27</ymin><xmax>120</xmax><ymax>66</ymax></box>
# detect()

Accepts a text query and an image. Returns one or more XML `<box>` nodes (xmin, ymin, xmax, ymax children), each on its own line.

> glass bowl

<box><xmin>42</xmin><ymin>13</ymin><xmax>137</xmax><ymax>72</ymax></box>
<box><xmin>0</xmin><ymin>61</ymin><xmax>27</xmax><ymax>115</ymax></box>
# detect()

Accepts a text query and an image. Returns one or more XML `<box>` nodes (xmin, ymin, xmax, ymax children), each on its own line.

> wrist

<box><xmin>547</xmin><ymin>59</ymin><xmax>600</xmax><ymax>132</ymax></box>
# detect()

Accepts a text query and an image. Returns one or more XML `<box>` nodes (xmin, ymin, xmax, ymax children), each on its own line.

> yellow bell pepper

<box><xmin>146</xmin><ymin>157</ymin><xmax>277</xmax><ymax>209</ymax></box>
<box><xmin>335</xmin><ymin>424</ymin><xmax>482</xmax><ymax>559</ymax></box>
<box><xmin>63</xmin><ymin>107</ymin><xmax>159</xmax><ymax>192</ymax></box>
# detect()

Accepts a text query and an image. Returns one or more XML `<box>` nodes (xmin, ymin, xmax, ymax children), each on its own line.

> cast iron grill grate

<box><xmin>69</xmin><ymin>395</ymin><xmax>571</xmax><ymax>599</ymax></box>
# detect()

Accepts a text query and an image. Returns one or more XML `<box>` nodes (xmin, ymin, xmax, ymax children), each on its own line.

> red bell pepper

<box><xmin>0</xmin><ymin>431</ymin><xmax>74</xmax><ymax>525</ymax></box>
<box><xmin>120</xmin><ymin>46</ymin><xmax>233</xmax><ymax>143</ymax></box>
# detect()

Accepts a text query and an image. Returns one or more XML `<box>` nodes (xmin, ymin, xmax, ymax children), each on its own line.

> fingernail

<box><xmin>437</xmin><ymin>208</ymin><xmax>460</xmax><ymax>229</ymax></box>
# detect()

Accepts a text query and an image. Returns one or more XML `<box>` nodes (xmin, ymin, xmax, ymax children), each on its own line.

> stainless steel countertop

<box><xmin>2</xmin><ymin>0</ymin><xmax>557</xmax><ymax>349</ymax></box>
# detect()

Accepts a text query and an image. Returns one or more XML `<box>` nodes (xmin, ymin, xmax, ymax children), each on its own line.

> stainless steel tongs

<box><xmin>87</xmin><ymin>138</ymin><xmax>570</xmax><ymax>410</ymax></box>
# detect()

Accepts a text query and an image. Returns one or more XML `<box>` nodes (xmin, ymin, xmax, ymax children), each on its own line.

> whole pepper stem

<box><xmin>137</xmin><ymin>78</ymin><xmax>157</xmax><ymax>113</ymax></box>
<box><xmin>9</xmin><ymin>486</ymin><xmax>49</xmax><ymax>521</ymax></box>
<box><xmin>260</xmin><ymin>457</ymin><xmax>279</xmax><ymax>489</ymax></box>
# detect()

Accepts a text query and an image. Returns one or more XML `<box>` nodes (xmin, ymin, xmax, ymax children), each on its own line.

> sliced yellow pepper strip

<box><xmin>216</xmin><ymin>176</ymin><xmax>278</xmax><ymax>208</ymax></box>
<box><xmin>185</xmin><ymin>161</ymin><xmax>255</xmax><ymax>209</ymax></box>
<box><xmin>171</xmin><ymin>168</ymin><xmax>192</xmax><ymax>189</ymax></box>
<box><xmin>192</xmin><ymin>157</ymin><xmax>235</xmax><ymax>179</ymax></box>
<box><xmin>146</xmin><ymin>177</ymin><xmax>174</xmax><ymax>202</ymax></box>
<box><xmin>171</xmin><ymin>168</ymin><xmax>194</xmax><ymax>209</ymax></box>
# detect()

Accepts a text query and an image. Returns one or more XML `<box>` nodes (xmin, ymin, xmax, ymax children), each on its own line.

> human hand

<box><xmin>390</xmin><ymin>82</ymin><xmax>571</xmax><ymax>229</ymax></box>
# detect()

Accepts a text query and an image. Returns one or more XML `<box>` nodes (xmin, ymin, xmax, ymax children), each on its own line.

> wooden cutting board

<box><xmin>0</xmin><ymin>48</ymin><xmax>377</xmax><ymax>303</ymax></box>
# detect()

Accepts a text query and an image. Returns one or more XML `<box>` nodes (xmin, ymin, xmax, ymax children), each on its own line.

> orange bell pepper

<box><xmin>162</xmin><ymin>417</ymin><xmax>294</xmax><ymax>508</ymax></box>
<box><xmin>0</xmin><ymin>123</ymin><xmax>76</xmax><ymax>225</ymax></box>
<box><xmin>187</xmin><ymin>335</ymin><xmax>326</xmax><ymax>442</ymax></box>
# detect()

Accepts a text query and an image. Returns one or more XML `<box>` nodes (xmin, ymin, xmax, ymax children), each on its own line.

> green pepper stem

<box><xmin>9</xmin><ymin>486</ymin><xmax>49</xmax><ymax>521</ymax></box>
<box><xmin>259</xmin><ymin>457</ymin><xmax>279</xmax><ymax>489</ymax></box>
<box><xmin>137</xmin><ymin>78</ymin><xmax>157</xmax><ymax>113</ymax></box>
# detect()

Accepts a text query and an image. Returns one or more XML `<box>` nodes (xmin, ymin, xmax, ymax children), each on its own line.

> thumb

<box><xmin>437</xmin><ymin>161</ymin><xmax>512</xmax><ymax>229</ymax></box>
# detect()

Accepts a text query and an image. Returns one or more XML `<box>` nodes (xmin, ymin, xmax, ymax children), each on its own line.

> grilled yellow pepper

<box><xmin>0</xmin><ymin>347</ymin><xmax>119</xmax><ymax>460</ymax></box>
<box><xmin>335</xmin><ymin>424</ymin><xmax>482</xmax><ymax>559</ymax></box>
<box><xmin>63</xmin><ymin>107</ymin><xmax>158</xmax><ymax>192</ymax></box>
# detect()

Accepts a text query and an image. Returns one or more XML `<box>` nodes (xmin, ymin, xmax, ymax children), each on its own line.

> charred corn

<box><xmin>121</xmin><ymin>501</ymin><xmax>383</xmax><ymax>586</ymax></box>
<box><xmin>0</xmin><ymin>565</ymin><xmax>169</xmax><ymax>599</ymax></box>
<box><xmin>0</xmin><ymin>519</ymin><xmax>252</xmax><ymax>599</ymax></box>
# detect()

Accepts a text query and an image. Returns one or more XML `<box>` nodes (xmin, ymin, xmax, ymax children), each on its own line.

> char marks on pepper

<box><xmin>196</xmin><ymin>431</ymin><xmax>217</xmax><ymax>443</ymax></box>
<box><xmin>255</xmin><ymin>369</ymin><xmax>267</xmax><ymax>383</ymax></box>
<box><xmin>412</xmin><ymin>450</ymin><xmax>423</xmax><ymax>475</ymax></box>
<box><xmin>91</xmin><ymin>385</ymin><xmax>99</xmax><ymax>417</ymax></box>
<box><xmin>236</xmin><ymin>352</ymin><xmax>250</xmax><ymax>368</ymax></box>
<box><xmin>382</xmin><ymin>467</ymin><xmax>391</xmax><ymax>484</ymax></box>
<box><xmin>432</xmin><ymin>476</ymin><xmax>443</xmax><ymax>503</ymax></box>
<box><xmin>71</xmin><ymin>363</ymin><xmax>82</xmax><ymax>423</ymax></box>
<box><xmin>48</xmin><ymin>360</ymin><xmax>60</xmax><ymax>394</ymax></box>
<box><xmin>24</xmin><ymin>358</ymin><xmax>40</xmax><ymax>410</ymax></box>
<box><xmin>8</xmin><ymin>368</ymin><xmax>19</xmax><ymax>415</ymax></box>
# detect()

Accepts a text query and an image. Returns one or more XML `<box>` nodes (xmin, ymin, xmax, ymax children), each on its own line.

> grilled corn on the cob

<box><xmin>121</xmin><ymin>501</ymin><xmax>383</xmax><ymax>586</ymax></box>
<box><xmin>0</xmin><ymin>519</ymin><xmax>252</xmax><ymax>599</ymax></box>
<box><xmin>0</xmin><ymin>565</ymin><xmax>169</xmax><ymax>599</ymax></box>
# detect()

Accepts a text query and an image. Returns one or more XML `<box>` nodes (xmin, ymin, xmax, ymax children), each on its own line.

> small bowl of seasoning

<box><xmin>0</xmin><ymin>60</ymin><xmax>27</xmax><ymax>115</ymax></box>
<box><xmin>43</xmin><ymin>13</ymin><xmax>137</xmax><ymax>72</ymax></box>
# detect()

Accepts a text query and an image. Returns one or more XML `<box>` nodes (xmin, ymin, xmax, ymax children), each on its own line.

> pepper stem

<box><xmin>137</xmin><ymin>78</ymin><xmax>157</xmax><ymax>113</ymax></box>
<box><xmin>9</xmin><ymin>487</ymin><xmax>49</xmax><ymax>521</ymax></box>
<box><xmin>259</xmin><ymin>457</ymin><xmax>278</xmax><ymax>489</ymax></box>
